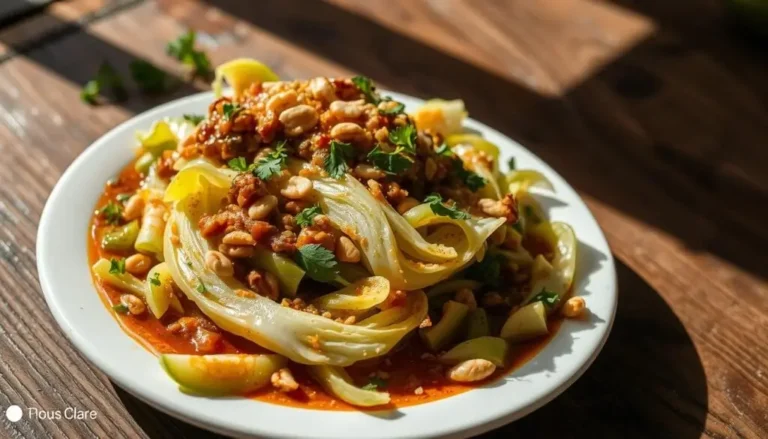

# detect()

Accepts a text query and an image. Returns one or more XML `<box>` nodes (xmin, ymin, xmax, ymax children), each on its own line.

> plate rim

<box><xmin>36</xmin><ymin>90</ymin><xmax>617</xmax><ymax>439</ymax></box>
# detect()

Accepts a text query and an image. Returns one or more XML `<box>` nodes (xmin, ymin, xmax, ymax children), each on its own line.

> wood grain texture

<box><xmin>0</xmin><ymin>0</ymin><xmax>766</xmax><ymax>438</ymax></box>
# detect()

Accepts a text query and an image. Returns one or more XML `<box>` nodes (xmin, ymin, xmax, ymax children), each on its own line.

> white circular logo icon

<box><xmin>5</xmin><ymin>405</ymin><xmax>22</xmax><ymax>422</ymax></box>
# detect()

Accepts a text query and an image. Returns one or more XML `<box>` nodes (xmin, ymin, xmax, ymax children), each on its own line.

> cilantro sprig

<box><xmin>452</xmin><ymin>160</ymin><xmax>486</xmax><ymax>192</ymax></box>
<box><xmin>530</xmin><ymin>288</ymin><xmax>560</xmax><ymax>308</ymax></box>
<box><xmin>222</xmin><ymin>102</ymin><xmax>242</xmax><ymax>121</ymax></box>
<box><xmin>253</xmin><ymin>141</ymin><xmax>288</xmax><ymax>180</ymax></box>
<box><xmin>81</xmin><ymin>62</ymin><xmax>127</xmax><ymax>104</ymax></box>
<box><xmin>424</xmin><ymin>193</ymin><xmax>470</xmax><ymax>220</ymax></box>
<box><xmin>112</xmin><ymin>304</ymin><xmax>129</xmax><ymax>314</ymax></box>
<box><xmin>149</xmin><ymin>272</ymin><xmax>161</xmax><ymax>286</ymax></box>
<box><xmin>378</xmin><ymin>98</ymin><xmax>405</xmax><ymax>115</ymax></box>
<box><xmin>227</xmin><ymin>157</ymin><xmax>250</xmax><ymax>172</ymax></box>
<box><xmin>166</xmin><ymin>30</ymin><xmax>213</xmax><ymax>78</ymax></box>
<box><xmin>183</xmin><ymin>114</ymin><xmax>205</xmax><ymax>125</ymax></box>
<box><xmin>109</xmin><ymin>258</ymin><xmax>126</xmax><ymax>275</ymax></box>
<box><xmin>324</xmin><ymin>140</ymin><xmax>355</xmax><ymax>178</ymax></box>
<box><xmin>130</xmin><ymin>60</ymin><xmax>171</xmax><ymax>93</ymax></box>
<box><xmin>367</xmin><ymin>145</ymin><xmax>413</xmax><ymax>174</ymax></box>
<box><xmin>295</xmin><ymin>205</ymin><xmax>322</xmax><ymax>228</ymax></box>
<box><xmin>351</xmin><ymin>75</ymin><xmax>380</xmax><ymax>104</ymax></box>
<box><xmin>435</xmin><ymin>143</ymin><xmax>453</xmax><ymax>157</ymax></box>
<box><xmin>295</xmin><ymin>244</ymin><xmax>338</xmax><ymax>283</ymax></box>
<box><xmin>388</xmin><ymin>124</ymin><xmax>417</xmax><ymax>154</ymax></box>
<box><xmin>99</xmin><ymin>202</ymin><xmax>123</xmax><ymax>225</ymax></box>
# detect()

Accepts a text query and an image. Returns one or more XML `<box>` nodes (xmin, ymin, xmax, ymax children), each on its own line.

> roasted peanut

<box><xmin>204</xmin><ymin>250</ymin><xmax>234</xmax><ymax>277</ymax></box>
<box><xmin>218</xmin><ymin>243</ymin><xmax>254</xmax><ymax>258</ymax></box>
<box><xmin>279</xmin><ymin>104</ymin><xmax>319</xmax><ymax>137</ymax></box>
<box><xmin>247</xmin><ymin>269</ymin><xmax>280</xmax><ymax>300</ymax></box>
<box><xmin>281</xmin><ymin>176</ymin><xmax>313</xmax><ymax>200</ymax></box>
<box><xmin>562</xmin><ymin>296</ymin><xmax>587</xmax><ymax>318</ymax></box>
<box><xmin>446</xmin><ymin>359</ymin><xmax>496</xmax><ymax>382</ymax></box>
<box><xmin>329</xmin><ymin>99</ymin><xmax>365</xmax><ymax>119</ymax></box>
<box><xmin>396</xmin><ymin>197</ymin><xmax>420</xmax><ymax>214</ymax></box>
<box><xmin>266</xmin><ymin>90</ymin><xmax>298</xmax><ymax>115</ymax></box>
<box><xmin>124</xmin><ymin>254</ymin><xmax>152</xmax><ymax>275</ymax></box>
<box><xmin>309</xmin><ymin>77</ymin><xmax>336</xmax><ymax>103</ymax></box>
<box><xmin>271</xmin><ymin>368</ymin><xmax>299</xmax><ymax>392</ymax></box>
<box><xmin>122</xmin><ymin>194</ymin><xmax>144</xmax><ymax>221</ymax></box>
<box><xmin>478</xmin><ymin>198</ymin><xmax>508</xmax><ymax>218</ymax></box>
<box><xmin>353</xmin><ymin>164</ymin><xmax>386</xmax><ymax>180</ymax></box>
<box><xmin>120</xmin><ymin>294</ymin><xmax>146</xmax><ymax>316</ymax></box>
<box><xmin>222</xmin><ymin>230</ymin><xmax>255</xmax><ymax>246</ymax></box>
<box><xmin>248</xmin><ymin>195</ymin><xmax>278</xmax><ymax>220</ymax></box>
<box><xmin>330</xmin><ymin>122</ymin><xmax>367</xmax><ymax>143</ymax></box>
<box><xmin>335</xmin><ymin>236</ymin><xmax>361</xmax><ymax>263</ymax></box>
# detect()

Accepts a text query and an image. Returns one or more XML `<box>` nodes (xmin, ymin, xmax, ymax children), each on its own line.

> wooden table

<box><xmin>1</xmin><ymin>1</ymin><xmax>766</xmax><ymax>437</ymax></box>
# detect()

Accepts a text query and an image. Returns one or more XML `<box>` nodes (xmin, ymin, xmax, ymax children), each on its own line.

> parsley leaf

<box><xmin>183</xmin><ymin>114</ymin><xmax>205</xmax><ymax>125</ymax></box>
<box><xmin>81</xmin><ymin>62</ymin><xmax>127</xmax><ymax>104</ymax></box>
<box><xmin>530</xmin><ymin>288</ymin><xmax>560</xmax><ymax>308</ymax></box>
<box><xmin>112</xmin><ymin>304</ymin><xmax>129</xmax><ymax>314</ymax></box>
<box><xmin>196</xmin><ymin>282</ymin><xmax>207</xmax><ymax>293</ymax></box>
<box><xmin>222</xmin><ymin>102</ymin><xmax>242</xmax><ymax>121</ymax></box>
<box><xmin>227</xmin><ymin>156</ymin><xmax>249</xmax><ymax>172</ymax></box>
<box><xmin>424</xmin><ymin>193</ymin><xmax>470</xmax><ymax>220</ymax></box>
<box><xmin>109</xmin><ymin>258</ymin><xmax>126</xmax><ymax>275</ymax></box>
<box><xmin>253</xmin><ymin>141</ymin><xmax>288</xmax><ymax>180</ymax></box>
<box><xmin>465</xmin><ymin>252</ymin><xmax>503</xmax><ymax>287</ymax></box>
<box><xmin>388</xmin><ymin>124</ymin><xmax>417</xmax><ymax>153</ymax></box>
<box><xmin>351</xmin><ymin>75</ymin><xmax>380</xmax><ymax>104</ymax></box>
<box><xmin>149</xmin><ymin>272</ymin><xmax>161</xmax><ymax>286</ymax></box>
<box><xmin>99</xmin><ymin>201</ymin><xmax>123</xmax><ymax>225</ymax></box>
<box><xmin>435</xmin><ymin>143</ymin><xmax>453</xmax><ymax>157</ymax></box>
<box><xmin>166</xmin><ymin>30</ymin><xmax>212</xmax><ymax>78</ymax></box>
<box><xmin>324</xmin><ymin>140</ymin><xmax>354</xmax><ymax>178</ymax></box>
<box><xmin>130</xmin><ymin>60</ymin><xmax>169</xmax><ymax>93</ymax></box>
<box><xmin>361</xmin><ymin>376</ymin><xmax>388</xmax><ymax>390</ymax></box>
<box><xmin>295</xmin><ymin>205</ymin><xmax>322</xmax><ymax>228</ymax></box>
<box><xmin>378</xmin><ymin>99</ymin><xmax>405</xmax><ymax>115</ymax></box>
<box><xmin>367</xmin><ymin>145</ymin><xmax>413</xmax><ymax>174</ymax></box>
<box><xmin>295</xmin><ymin>244</ymin><xmax>338</xmax><ymax>283</ymax></box>
<box><xmin>452</xmin><ymin>160</ymin><xmax>486</xmax><ymax>192</ymax></box>
<box><xmin>507</xmin><ymin>157</ymin><xmax>516</xmax><ymax>170</ymax></box>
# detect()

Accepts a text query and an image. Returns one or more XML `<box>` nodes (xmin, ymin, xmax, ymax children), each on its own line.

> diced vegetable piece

<box><xmin>92</xmin><ymin>258</ymin><xmax>146</xmax><ymax>297</ymax></box>
<box><xmin>135</xmin><ymin>203</ymin><xmax>166</xmax><ymax>258</ymax></box>
<box><xmin>412</xmin><ymin>99</ymin><xmax>467</xmax><ymax>137</ymax></box>
<box><xmin>134</xmin><ymin>152</ymin><xmax>155</xmax><ymax>174</ymax></box>
<box><xmin>439</xmin><ymin>336</ymin><xmax>508</xmax><ymax>367</ymax></box>
<box><xmin>427</xmin><ymin>279</ymin><xmax>482</xmax><ymax>298</ymax></box>
<box><xmin>523</xmin><ymin>222</ymin><xmax>577</xmax><ymax>314</ymax></box>
<box><xmin>212</xmin><ymin>58</ymin><xmax>280</xmax><ymax>97</ymax></box>
<box><xmin>136</xmin><ymin>121</ymin><xmax>178</xmax><ymax>156</ymax></box>
<box><xmin>466</xmin><ymin>308</ymin><xmax>490</xmax><ymax>339</ymax></box>
<box><xmin>101</xmin><ymin>220</ymin><xmax>139</xmax><ymax>251</ymax></box>
<box><xmin>309</xmin><ymin>365</ymin><xmax>390</xmax><ymax>407</ymax></box>
<box><xmin>500</xmin><ymin>301</ymin><xmax>548</xmax><ymax>342</ymax></box>
<box><xmin>160</xmin><ymin>354</ymin><xmax>285</xmax><ymax>395</ymax></box>
<box><xmin>252</xmin><ymin>246</ymin><xmax>304</xmax><ymax>296</ymax></box>
<box><xmin>420</xmin><ymin>300</ymin><xmax>469</xmax><ymax>351</ymax></box>
<box><xmin>146</xmin><ymin>262</ymin><xmax>174</xmax><ymax>318</ymax></box>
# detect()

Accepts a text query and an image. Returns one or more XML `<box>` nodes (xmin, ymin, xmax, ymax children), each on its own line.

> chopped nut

<box><xmin>222</xmin><ymin>230</ymin><xmax>255</xmax><ymax>246</ymax></box>
<box><xmin>446</xmin><ymin>359</ymin><xmax>496</xmax><ymax>382</ymax></box>
<box><xmin>204</xmin><ymin>250</ymin><xmax>234</xmax><ymax>277</ymax></box>
<box><xmin>414</xmin><ymin>386</ymin><xmax>424</xmax><ymax>395</ymax></box>
<box><xmin>562</xmin><ymin>296</ymin><xmax>587</xmax><ymax>318</ymax></box>
<box><xmin>124</xmin><ymin>254</ymin><xmax>152</xmax><ymax>275</ymax></box>
<box><xmin>120</xmin><ymin>294</ymin><xmax>145</xmax><ymax>315</ymax></box>
<box><xmin>271</xmin><ymin>368</ymin><xmax>300</xmax><ymax>392</ymax></box>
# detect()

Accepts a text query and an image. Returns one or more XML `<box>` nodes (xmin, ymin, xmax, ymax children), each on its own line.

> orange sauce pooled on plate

<box><xmin>88</xmin><ymin>162</ymin><xmax>562</xmax><ymax>410</ymax></box>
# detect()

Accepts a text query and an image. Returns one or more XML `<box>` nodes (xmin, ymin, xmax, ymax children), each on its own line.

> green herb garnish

<box><xmin>222</xmin><ymin>102</ymin><xmax>242</xmax><ymax>121</ymax></box>
<box><xmin>227</xmin><ymin>156</ymin><xmax>249</xmax><ymax>172</ymax></box>
<box><xmin>530</xmin><ymin>288</ymin><xmax>559</xmax><ymax>308</ymax></box>
<box><xmin>378</xmin><ymin>99</ymin><xmax>405</xmax><ymax>115</ymax></box>
<box><xmin>109</xmin><ymin>258</ymin><xmax>126</xmax><ymax>275</ymax></box>
<box><xmin>166</xmin><ymin>30</ymin><xmax>212</xmax><ymax>77</ymax></box>
<box><xmin>423</xmin><ymin>193</ymin><xmax>470</xmax><ymax>220</ymax></box>
<box><xmin>183</xmin><ymin>114</ymin><xmax>205</xmax><ymax>125</ymax></box>
<box><xmin>253</xmin><ymin>141</ymin><xmax>288</xmax><ymax>180</ymax></box>
<box><xmin>367</xmin><ymin>145</ymin><xmax>413</xmax><ymax>174</ymax></box>
<box><xmin>295</xmin><ymin>244</ymin><xmax>338</xmax><ymax>283</ymax></box>
<box><xmin>130</xmin><ymin>60</ymin><xmax>169</xmax><ymax>93</ymax></box>
<box><xmin>112</xmin><ymin>304</ymin><xmax>130</xmax><ymax>314</ymax></box>
<box><xmin>435</xmin><ymin>143</ymin><xmax>453</xmax><ymax>157</ymax></box>
<box><xmin>295</xmin><ymin>205</ymin><xmax>323</xmax><ymax>228</ymax></box>
<box><xmin>361</xmin><ymin>376</ymin><xmax>388</xmax><ymax>390</ymax></box>
<box><xmin>115</xmin><ymin>193</ymin><xmax>132</xmax><ymax>203</ymax></box>
<box><xmin>351</xmin><ymin>75</ymin><xmax>380</xmax><ymax>104</ymax></box>
<box><xmin>324</xmin><ymin>140</ymin><xmax>355</xmax><ymax>178</ymax></box>
<box><xmin>196</xmin><ymin>282</ymin><xmax>207</xmax><ymax>293</ymax></box>
<box><xmin>99</xmin><ymin>202</ymin><xmax>123</xmax><ymax>225</ymax></box>
<box><xmin>452</xmin><ymin>160</ymin><xmax>486</xmax><ymax>192</ymax></box>
<box><xmin>388</xmin><ymin>124</ymin><xmax>417</xmax><ymax>153</ymax></box>
<box><xmin>81</xmin><ymin>62</ymin><xmax>127</xmax><ymax>104</ymax></box>
<box><xmin>507</xmin><ymin>157</ymin><xmax>516</xmax><ymax>170</ymax></box>
<box><xmin>465</xmin><ymin>252</ymin><xmax>503</xmax><ymax>287</ymax></box>
<box><xmin>149</xmin><ymin>272</ymin><xmax>161</xmax><ymax>286</ymax></box>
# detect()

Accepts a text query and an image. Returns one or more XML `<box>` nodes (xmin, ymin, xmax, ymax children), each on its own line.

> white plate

<box><xmin>37</xmin><ymin>91</ymin><xmax>617</xmax><ymax>439</ymax></box>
